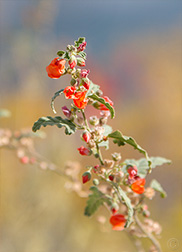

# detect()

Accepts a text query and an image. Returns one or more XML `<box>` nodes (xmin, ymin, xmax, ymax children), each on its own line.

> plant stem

<box><xmin>134</xmin><ymin>212</ymin><xmax>162</xmax><ymax>252</ymax></box>
<box><xmin>81</xmin><ymin>109</ymin><xmax>90</xmax><ymax>131</ymax></box>
<box><xmin>96</xmin><ymin>143</ymin><xmax>104</xmax><ymax>165</ymax></box>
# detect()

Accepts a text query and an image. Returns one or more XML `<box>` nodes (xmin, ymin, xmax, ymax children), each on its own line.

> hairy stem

<box><xmin>134</xmin><ymin>212</ymin><xmax>162</xmax><ymax>252</ymax></box>
<box><xmin>96</xmin><ymin>143</ymin><xmax>104</xmax><ymax>165</ymax></box>
<box><xmin>81</xmin><ymin>109</ymin><xmax>90</xmax><ymax>131</ymax></box>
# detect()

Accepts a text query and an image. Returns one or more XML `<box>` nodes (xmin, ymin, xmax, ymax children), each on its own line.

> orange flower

<box><xmin>63</xmin><ymin>86</ymin><xmax>76</xmax><ymax>99</ymax></box>
<box><xmin>46</xmin><ymin>57</ymin><xmax>66</xmax><ymax>79</ymax></box>
<box><xmin>110</xmin><ymin>214</ymin><xmax>126</xmax><ymax>231</ymax></box>
<box><xmin>73</xmin><ymin>91</ymin><xmax>88</xmax><ymax>109</ymax></box>
<box><xmin>99</xmin><ymin>96</ymin><xmax>114</xmax><ymax>111</ymax></box>
<box><xmin>131</xmin><ymin>178</ymin><xmax>146</xmax><ymax>194</ymax></box>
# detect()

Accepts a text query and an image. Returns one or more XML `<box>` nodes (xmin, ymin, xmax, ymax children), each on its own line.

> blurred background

<box><xmin>0</xmin><ymin>1</ymin><xmax>181</xmax><ymax>251</ymax></box>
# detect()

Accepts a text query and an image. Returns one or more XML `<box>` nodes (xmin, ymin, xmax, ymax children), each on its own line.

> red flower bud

<box><xmin>127</xmin><ymin>165</ymin><xmax>138</xmax><ymax>178</ymax></box>
<box><xmin>82</xmin><ymin>131</ymin><xmax>91</xmax><ymax>143</ymax></box>
<box><xmin>110</xmin><ymin>214</ymin><xmax>126</xmax><ymax>231</ymax></box>
<box><xmin>81</xmin><ymin>78</ymin><xmax>90</xmax><ymax>90</ymax></box>
<box><xmin>80</xmin><ymin>69</ymin><xmax>90</xmax><ymax>78</ymax></box>
<box><xmin>109</xmin><ymin>175</ymin><xmax>114</xmax><ymax>181</ymax></box>
<box><xmin>69</xmin><ymin>56</ymin><xmax>77</xmax><ymax>69</ymax></box>
<box><xmin>63</xmin><ymin>86</ymin><xmax>76</xmax><ymax>99</ymax></box>
<box><xmin>93</xmin><ymin>164</ymin><xmax>100</xmax><ymax>173</ymax></box>
<box><xmin>99</xmin><ymin>96</ymin><xmax>114</xmax><ymax>111</ymax></box>
<box><xmin>46</xmin><ymin>57</ymin><xmax>66</xmax><ymax>79</ymax></box>
<box><xmin>131</xmin><ymin>178</ymin><xmax>146</xmax><ymax>194</ymax></box>
<box><xmin>77</xmin><ymin>41</ymin><xmax>87</xmax><ymax>52</ymax></box>
<box><xmin>82</xmin><ymin>171</ymin><xmax>91</xmax><ymax>184</ymax></box>
<box><xmin>77</xmin><ymin>146</ymin><xmax>91</xmax><ymax>156</ymax></box>
<box><xmin>62</xmin><ymin>106</ymin><xmax>71</xmax><ymax>118</ymax></box>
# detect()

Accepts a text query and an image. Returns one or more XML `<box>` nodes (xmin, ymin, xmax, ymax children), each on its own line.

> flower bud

<box><xmin>108</xmin><ymin>175</ymin><xmax>114</xmax><ymax>181</ymax></box>
<box><xmin>127</xmin><ymin>165</ymin><xmax>138</xmax><ymax>178</ymax></box>
<box><xmin>87</xmin><ymin>139</ymin><xmax>96</xmax><ymax>149</ymax></box>
<box><xmin>99</xmin><ymin>117</ymin><xmax>108</xmax><ymax>126</ymax></box>
<box><xmin>70</xmin><ymin>78</ymin><xmax>77</xmax><ymax>86</ymax></box>
<box><xmin>93</xmin><ymin>179</ymin><xmax>99</xmax><ymax>186</ymax></box>
<box><xmin>82</xmin><ymin>131</ymin><xmax>91</xmax><ymax>143</ymax></box>
<box><xmin>111</xmin><ymin>152</ymin><xmax>121</xmax><ymax>162</ymax></box>
<box><xmin>89</xmin><ymin>116</ymin><xmax>99</xmax><ymax>126</ymax></box>
<box><xmin>82</xmin><ymin>171</ymin><xmax>91</xmax><ymax>184</ymax></box>
<box><xmin>62</xmin><ymin>106</ymin><xmax>72</xmax><ymax>118</ymax></box>
<box><xmin>77</xmin><ymin>58</ymin><xmax>85</xmax><ymax>67</ymax></box>
<box><xmin>78</xmin><ymin>146</ymin><xmax>92</xmax><ymax>156</ymax></box>
<box><xmin>80</xmin><ymin>69</ymin><xmax>90</xmax><ymax>78</ymax></box>
<box><xmin>96</xmin><ymin>89</ymin><xmax>103</xmax><ymax>97</ymax></box>
<box><xmin>69</xmin><ymin>55</ymin><xmax>77</xmax><ymax>69</ymax></box>
<box><xmin>111</xmin><ymin>203</ymin><xmax>119</xmax><ymax>214</ymax></box>
<box><xmin>81</xmin><ymin>78</ymin><xmax>90</xmax><ymax>90</ymax></box>
<box><xmin>77</xmin><ymin>41</ymin><xmax>87</xmax><ymax>52</ymax></box>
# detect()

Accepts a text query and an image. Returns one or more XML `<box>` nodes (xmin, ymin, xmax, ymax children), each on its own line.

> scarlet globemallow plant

<box><xmin>32</xmin><ymin>37</ymin><xmax>171</xmax><ymax>252</ymax></box>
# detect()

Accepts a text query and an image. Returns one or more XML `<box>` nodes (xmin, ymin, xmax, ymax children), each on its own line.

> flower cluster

<box><xmin>32</xmin><ymin>38</ymin><xmax>171</xmax><ymax>252</ymax></box>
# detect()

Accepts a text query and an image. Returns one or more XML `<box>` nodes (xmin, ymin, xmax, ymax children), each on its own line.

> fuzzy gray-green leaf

<box><xmin>84</xmin><ymin>186</ymin><xmax>112</xmax><ymax>217</ymax></box>
<box><xmin>108</xmin><ymin>130</ymin><xmax>151</xmax><ymax>168</ymax></box>
<box><xmin>32</xmin><ymin>116</ymin><xmax>76</xmax><ymax>135</ymax></box>
<box><xmin>150</xmin><ymin>179</ymin><xmax>167</xmax><ymax>198</ymax></box>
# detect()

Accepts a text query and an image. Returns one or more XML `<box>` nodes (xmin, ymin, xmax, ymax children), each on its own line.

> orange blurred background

<box><xmin>0</xmin><ymin>1</ymin><xmax>181</xmax><ymax>251</ymax></box>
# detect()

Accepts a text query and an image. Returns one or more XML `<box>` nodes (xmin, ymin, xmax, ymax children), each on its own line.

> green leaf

<box><xmin>108</xmin><ymin>130</ymin><xmax>151</xmax><ymax>168</ymax></box>
<box><xmin>111</xmin><ymin>182</ymin><xmax>133</xmax><ymax>228</ymax></box>
<box><xmin>51</xmin><ymin>89</ymin><xmax>64</xmax><ymax>114</ymax></box>
<box><xmin>86</xmin><ymin>81</ymin><xmax>100</xmax><ymax>97</ymax></box>
<box><xmin>64</xmin><ymin>51</ymin><xmax>70</xmax><ymax>60</ymax></box>
<box><xmin>57</xmin><ymin>50</ymin><xmax>65</xmax><ymax>57</ymax></box>
<box><xmin>122</xmin><ymin>157</ymin><xmax>171</xmax><ymax>178</ymax></box>
<box><xmin>32</xmin><ymin>116</ymin><xmax>76</xmax><ymax>135</ymax></box>
<box><xmin>88</xmin><ymin>93</ymin><xmax>115</xmax><ymax>119</ymax></box>
<box><xmin>0</xmin><ymin>109</ymin><xmax>11</xmax><ymax>118</ymax></box>
<box><xmin>150</xmin><ymin>179</ymin><xmax>167</xmax><ymax>198</ymax></box>
<box><xmin>84</xmin><ymin>186</ymin><xmax>112</xmax><ymax>217</ymax></box>
<box><xmin>78</xmin><ymin>51</ymin><xmax>87</xmax><ymax>60</ymax></box>
<box><xmin>74</xmin><ymin>37</ymin><xmax>85</xmax><ymax>47</ymax></box>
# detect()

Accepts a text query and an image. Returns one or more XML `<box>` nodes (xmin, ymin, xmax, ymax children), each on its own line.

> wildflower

<box><xmin>73</xmin><ymin>91</ymin><xmax>88</xmax><ymax>109</ymax></box>
<box><xmin>77</xmin><ymin>146</ymin><xmax>91</xmax><ymax>156</ymax></box>
<box><xmin>110</xmin><ymin>214</ymin><xmax>126</xmax><ymax>231</ymax></box>
<box><xmin>131</xmin><ymin>178</ymin><xmax>146</xmax><ymax>194</ymax></box>
<box><xmin>46</xmin><ymin>57</ymin><xmax>66</xmax><ymax>79</ymax></box>
<box><xmin>63</xmin><ymin>86</ymin><xmax>76</xmax><ymax>99</ymax></box>
<box><xmin>99</xmin><ymin>96</ymin><xmax>114</xmax><ymax>111</ymax></box>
